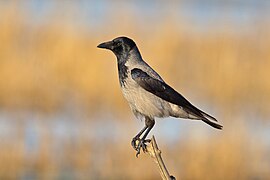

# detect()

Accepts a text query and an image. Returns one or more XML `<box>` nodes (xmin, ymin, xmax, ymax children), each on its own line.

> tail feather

<box><xmin>202</xmin><ymin>118</ymin><xmax>223</xmax><ymax>130</ymax></box>
<box><xmin>183</xmin><ymin>107</ymin><xmax>223</xmax><ymax>130</ymax></box>
<box><xmin>200</xmin><ymin>110</ymin><xmax>222</xmax><ymax>129</ymax></box>
<box><xmin>181</xmin><ymin>103</ymin><xmax>223</xmax><ymax>130</ymax></box>
<box><xmin>199</xmin><ymin>111</ymin><xmax>217</xmax><ymax>122</ymax></box>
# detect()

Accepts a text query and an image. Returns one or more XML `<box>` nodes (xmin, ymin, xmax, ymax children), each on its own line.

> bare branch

<box><xmin>145</xmin><ymin>136</ymin><xmax>176</xmax><ymax>180</ymax></box>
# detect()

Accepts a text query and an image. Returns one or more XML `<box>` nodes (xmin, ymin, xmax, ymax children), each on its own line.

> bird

<box><xmin>97</xmin><ymin>36</ymin><xmax>222</xmax><ymax>156</ymax></box>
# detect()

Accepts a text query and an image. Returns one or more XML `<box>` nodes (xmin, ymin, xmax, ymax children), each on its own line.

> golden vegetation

<box><xmin>0</xmin><ymin>11</ymin><xmax>269</xmax><ymax>116</ymax></box>
<box><xmin>0</xmin><ymin>3</ymin><xmax>269</xmax><ymax>179</ymax></box>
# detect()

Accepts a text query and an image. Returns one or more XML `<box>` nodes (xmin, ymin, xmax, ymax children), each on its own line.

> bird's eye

<box><xmin>115</xmin><ymin>42</ymin><xmax>121</xmax><ymax>47</ymax></box>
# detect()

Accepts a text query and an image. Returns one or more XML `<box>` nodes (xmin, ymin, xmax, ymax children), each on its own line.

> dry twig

<box><xmin>144</xmin><ymin>136</ymin><xmax>176</xmax><ymax>180</ymax></box>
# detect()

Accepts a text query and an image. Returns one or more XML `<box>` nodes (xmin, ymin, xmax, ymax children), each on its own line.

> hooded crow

<box><xmin>98</xmin><ymin>36</ymin><xmax>222</xmax><ymax>156</ymax></box>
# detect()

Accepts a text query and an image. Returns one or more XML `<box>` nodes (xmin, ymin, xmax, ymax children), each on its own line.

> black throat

<box><xmin>117</xmin><ymin>55</ymin><xmax>129</xmax><ymax>87</ymax></box>
<box><xmin>115</xmin><ymin>44</ymin><xmax>139</xmax><ymax>87</ymax></box>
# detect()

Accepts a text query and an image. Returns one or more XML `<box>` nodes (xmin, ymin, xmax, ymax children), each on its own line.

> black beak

<box><xmin>97</xmin><ymin>41</ymin><xmax>113</xmax><ymax>50</ymax></box>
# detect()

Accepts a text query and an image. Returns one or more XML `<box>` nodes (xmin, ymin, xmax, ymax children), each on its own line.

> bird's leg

<box><xmin>136</xmin><ymin>120</ymin><xmax>154</xmax><ymax>155</ymax></box>
<box><xmin>131</xmin><ymin>125</ymin><xmax>148</xmax><ymax>150</ymax></box>
<box><xmin>132</xmin><ymin>117</ymin><xmax>155</xmax><ymax>157</ymax></box>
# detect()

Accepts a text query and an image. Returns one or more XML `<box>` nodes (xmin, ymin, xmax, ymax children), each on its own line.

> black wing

<box><xmin>131</xmin><ymin>68</ymin><xmax>222</xmax><ymax>129</ymax></box>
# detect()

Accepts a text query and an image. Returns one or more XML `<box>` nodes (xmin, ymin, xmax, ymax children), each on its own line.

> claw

<box><xmin>133</xmin><ymin>138</ymin><xmax>150</xmax><ymax>157</ymax></box>
<box><xmin>131</xmin><ymin>136</ymin><xmax>140</xmax><ymax>150</ymax></box>
<box><xmin>136</xmin><ymin>150</ymin><xmax>140</xmax><ymax>157</ymax></box>
<box><xmin>144</xmin><ymin>139</ymin><xmax>151</xmax><ymax>143</ymax></box>
<box><xmin>131</xmin><ymin>118</ymin><xmax>155</xmax><ymax>157</ymax></box>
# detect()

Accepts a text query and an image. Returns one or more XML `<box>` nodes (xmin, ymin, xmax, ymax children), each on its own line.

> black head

<box><xmin>97</xmin><ymin>36</ymin><xmax>136</xmax><ymax>59</ymax></box>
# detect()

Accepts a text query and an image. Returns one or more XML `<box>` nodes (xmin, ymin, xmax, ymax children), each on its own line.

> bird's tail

<box><xmin>202</xmin><ymin>118</ymin><xmax>223</xmax><ymax>130</ymax></box>
<box><xmin>185</xmin><ymin>106</ymin><xmax>223</xmax><ymax>130</ymax></box>
<box><xmin>199</xmin><ymin>110</ymin><xmax>223</xmax><ymax>130</ymax></box>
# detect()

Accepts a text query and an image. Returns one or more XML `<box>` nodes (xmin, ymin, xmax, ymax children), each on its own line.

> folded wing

<box><xmin>131</xmin><ymin>68</ymin><xmax>222</xmax><ymax>129</ymax></box>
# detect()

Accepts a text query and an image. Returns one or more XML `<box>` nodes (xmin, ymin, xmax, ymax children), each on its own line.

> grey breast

<box><xmin>121</xmin><ymin>56</ymin><xmax>172</xmax><ymax>118</ymax></box>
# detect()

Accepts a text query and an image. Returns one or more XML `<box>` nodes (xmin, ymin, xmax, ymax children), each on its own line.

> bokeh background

<box><xmin>0</xmin><ymin>0</ymin><xmax>270</xmax><ymax>179</ymax></box>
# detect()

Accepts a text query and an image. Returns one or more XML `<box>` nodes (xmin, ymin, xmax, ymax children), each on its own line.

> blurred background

<box><xmin>0</xmin><ymin>0</ymin><xmax>270</xmax><ymax>179</ymax></box>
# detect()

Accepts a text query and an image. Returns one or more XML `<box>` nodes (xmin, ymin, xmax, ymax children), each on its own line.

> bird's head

<box><xmin>97</xmin><ymin>36</ymin><xmax>137</xmax><ymax>61</ymax></box>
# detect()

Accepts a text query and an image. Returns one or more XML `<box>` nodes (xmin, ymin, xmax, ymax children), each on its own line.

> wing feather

<box><xmin>131</xmin><ymin>68</ymin><xmax>222</xmax><ymax>129</ymax></box>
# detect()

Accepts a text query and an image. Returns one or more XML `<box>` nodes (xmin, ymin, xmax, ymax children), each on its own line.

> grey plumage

<box><xmin>97</xmin><ymin>36</ymin><xmax>222</xmax><ymax>156</ymax></box>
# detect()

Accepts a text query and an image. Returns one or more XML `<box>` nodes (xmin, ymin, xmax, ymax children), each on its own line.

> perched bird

<box><xmin>97</xmin><ymin>36</ymin><xmax>222</xmax><ymax>156</ymax></box>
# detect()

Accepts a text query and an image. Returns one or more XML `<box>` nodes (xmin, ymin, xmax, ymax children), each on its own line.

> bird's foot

<box><xmin>131</xmin><ymin>137</ymin><xmax>151</xmax><ymax>157</ymax></box>
<box><xmin>135</xmin><ymin>139</ymin><xmax>148</xmax><ymax>157</ymax></box>
<box><xmin>131</xmin><ymin>136</ymin><xmax>140</xmax><ymax>150</ymax></box>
